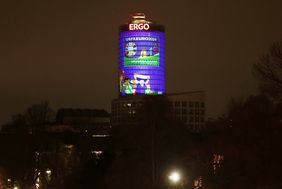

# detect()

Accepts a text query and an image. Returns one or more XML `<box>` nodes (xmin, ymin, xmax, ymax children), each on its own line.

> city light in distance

<box><xmin>46</xmin><ymin>169</ymin><xmax>51</xmax><ymax>174</ymax></box>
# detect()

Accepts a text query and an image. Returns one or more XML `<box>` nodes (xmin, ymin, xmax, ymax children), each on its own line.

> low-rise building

<box><xmin>55</xmin><ymin>108</ymin><xmax>111</xmax><ymax>136</ymax></box>
<box><xmin>111</xmin><ymin>91</ymin><xmax>206</xmax><ymax>132</ymax></box>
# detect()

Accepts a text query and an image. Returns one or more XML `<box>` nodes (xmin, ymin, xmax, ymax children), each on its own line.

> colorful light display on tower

<box><xmin>119</xmin><ymin>13</ymin><xmax>165</xmax><ymax>96</ymax></box>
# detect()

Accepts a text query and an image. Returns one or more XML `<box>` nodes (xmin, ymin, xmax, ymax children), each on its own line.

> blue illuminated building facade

<box><xmin>112</xmin><ymin>14</ymin><xmax>206</xmax><ymax>132</ymax></box>
<box><xmin>119</xmin><ymin>13</ymin><xmax>165</xmax><ymax>96</ymax></box>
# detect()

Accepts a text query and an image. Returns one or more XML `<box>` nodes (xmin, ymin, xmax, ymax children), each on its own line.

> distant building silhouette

<box><xmin>111</xmin><ymin>91</ymin><xmax>206</xmax><ymax>132</ymax></box>
<box><xmin>167</xmin><ymin>91</ymin><xmax>206</xmax><ymax>132</ymax></box>
<box><xmin>55</xmin><ymin>108</ymin><xmax>111</xmax><ymax>136</ymax></box>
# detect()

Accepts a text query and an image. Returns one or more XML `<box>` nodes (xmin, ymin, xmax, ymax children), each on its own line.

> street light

<box><xmin>168</xmin><ymin>170</ymin><xmax>181</xmax><ymax>184</ymax></box>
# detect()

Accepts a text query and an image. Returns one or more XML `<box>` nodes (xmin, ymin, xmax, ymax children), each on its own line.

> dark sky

<box><xmin>1</xmin><ymin>0</ymin><xmax>282</xmax><ymax>124</ymax></box>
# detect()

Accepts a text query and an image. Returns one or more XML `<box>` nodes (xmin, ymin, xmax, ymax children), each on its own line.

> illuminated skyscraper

<box><xmin>118</xmin><ymin>13</ymin><xmax>165</xmax><ymax>96</ymax></box>
<box><xmin>112</xmin><ymin>14</ymin><xmax>206</xmax><ymax>132</ymax></box>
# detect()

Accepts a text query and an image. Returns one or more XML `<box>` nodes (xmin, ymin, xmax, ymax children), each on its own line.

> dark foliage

<box><xmin>253</xmin><ymin>42</ymin><xmax>282</xmax><ymax>101</ymax></box>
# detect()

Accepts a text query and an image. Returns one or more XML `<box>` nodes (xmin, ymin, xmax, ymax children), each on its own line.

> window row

<box><xmin>172</xmin><ymin>101</ymin><xmax>205</xmax><ymax>108</ymax></box>
<box><xmin>173</xmin><ymin>109</ymin><xmax>205</xmax><ymax>115</ymax></box>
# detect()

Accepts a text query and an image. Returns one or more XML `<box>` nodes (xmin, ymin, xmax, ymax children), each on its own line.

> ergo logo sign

<box><xmin>129</xmin><ymin>23</ymin><xmax>150</xmax><ymax>30</ymax></box>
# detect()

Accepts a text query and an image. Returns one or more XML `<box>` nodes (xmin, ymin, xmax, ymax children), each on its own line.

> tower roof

<box><xmin>129</xmin><ymin>13</ymin><xmax>151</xmax><ymax>24</ymax></box>
<box><xmin>119</xmin><ymin>13</ymin><xmax>164</xmax><ymax>32</ymax></box>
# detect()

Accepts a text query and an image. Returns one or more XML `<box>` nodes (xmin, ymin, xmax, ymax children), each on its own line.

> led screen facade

<box><xmin>119</xmin><ymin>30</ymin><xmax>165</xmax><ymax>96</ymax></box>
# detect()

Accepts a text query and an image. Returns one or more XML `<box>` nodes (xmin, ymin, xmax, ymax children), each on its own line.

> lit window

<box><xmin>194</xmin><ymin>177</ymin><xmax>202</xmax><ymax>188</ymax></box>
<box><xmin>91</xmin><ymin>150</ymin><xmax>103</xmax><ymax>159</ymax></box>
<box><xmin>213</xmin><ymin>154</ymin><xmax>224</xmax><ymax>174</ymax></box>
<box><xmin>92</xmin><ymin>134</ymin><xmax>109</xmax><ymax>138</ymax></box>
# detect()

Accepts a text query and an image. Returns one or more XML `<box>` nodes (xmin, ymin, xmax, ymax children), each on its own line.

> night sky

<box><xmin>1</xmin><ymin>0</ymin><xmax>282</xmax><ymax>125</ymax></box>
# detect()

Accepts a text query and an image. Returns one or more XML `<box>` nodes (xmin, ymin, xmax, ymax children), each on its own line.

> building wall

<box><xmin>111</xmin><ymin>96</ymin><xmax>144</xmax><ymax>125</ymax></box>
<box><xmin>111</xmin><ymin>91</ymin><xmax>206</xmax><ymax>132</ymax></box>
<box><xmin>167</xmin><ymin>91</ymin><xmax>205</xmax><ymax>132</ymax></box>
<box><xmin>55</xmin><ymin>108</ymin><xmax>111</xmax><ymax>135</ymax></box>
<box><xmin>119</xmin><ymin>13</ymin><xmax>165</xmax><ymax>96</ymax></box>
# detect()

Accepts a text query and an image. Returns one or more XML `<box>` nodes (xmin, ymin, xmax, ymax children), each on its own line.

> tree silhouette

<box><xmin>1</xmin><ymin>101</ymin><xmax>53</xmax><ymax>133</ymax></box>
<box><xmin>25</xmin><ymin>101</ymin><xmax>53</xmax><ymax>132</ymax></box>
<box><xmin>253</xmin><ymin>42</ymin><xmax>282</xmax><ymax>101</ymax></box>
<box><xmin>219</xmin><ymin>95</ymin><xmax>282</xmax><ymax>188</ymax></box>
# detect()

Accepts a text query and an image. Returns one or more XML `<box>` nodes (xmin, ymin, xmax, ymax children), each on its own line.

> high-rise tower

<box><xmin>119</xmin><ymin>13</ymin><xmax>165</xmax><ymax>96</ymax></box>
<box><xmin>112</xmin><ymin>14</ymin><xmax>206</xmax><ymax>132</ymax></box>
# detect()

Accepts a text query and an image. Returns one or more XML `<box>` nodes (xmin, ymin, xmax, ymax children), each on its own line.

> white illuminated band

<box><xmin>129</xmin><ymin>23</ymin><xmax>150</xmax><ymax>30</ymax></box>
